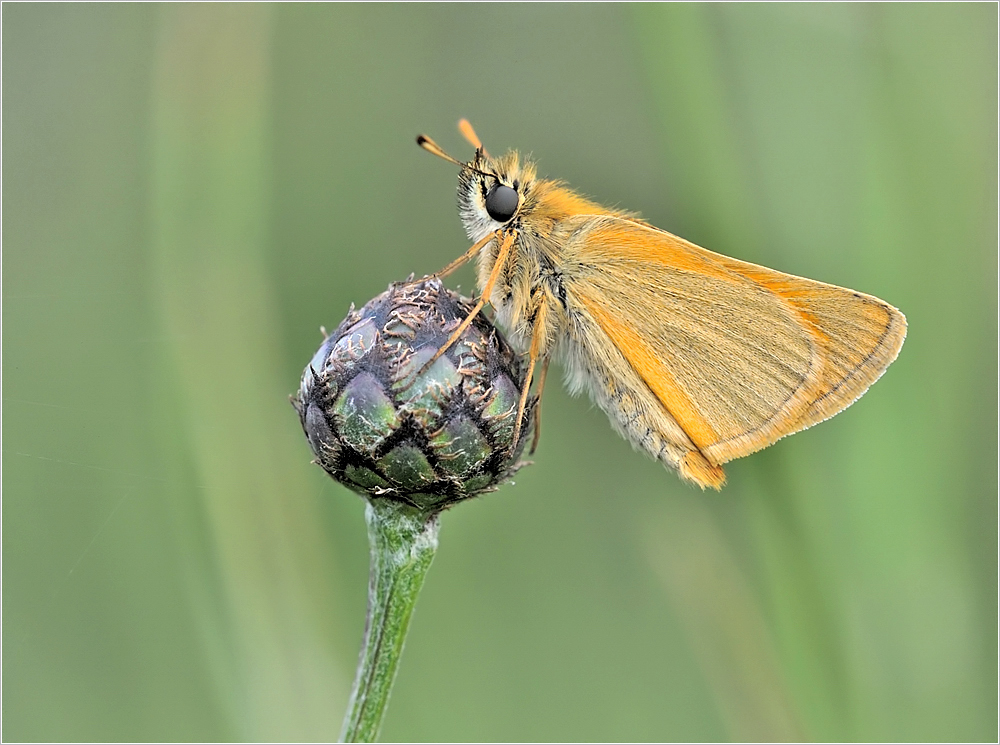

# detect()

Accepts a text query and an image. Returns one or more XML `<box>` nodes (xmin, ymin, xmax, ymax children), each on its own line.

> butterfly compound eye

<box><xmin>485</xmin><ymin>183</ymin><xmax>519</xmax><ymax>223</ymax></box>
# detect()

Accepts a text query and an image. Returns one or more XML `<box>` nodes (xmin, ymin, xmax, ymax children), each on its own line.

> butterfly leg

<box><xmin>417</xmin><ymin>230</ymin><xmax>516</xmax><ymax>375</ymax></box>
<box><xmin>424</xmin><ymin>229</ymin><xmax>500</xmax><ymax>282</ymax></box>
<box><xmin>529</xmin><ymin>355</ymin><xmax>551</xmax><ymax>455</ymax></box>
<box><xmin>510</xmin><ymin>297</ymin><xmax>549</xmax><ymax>455</ymax></box>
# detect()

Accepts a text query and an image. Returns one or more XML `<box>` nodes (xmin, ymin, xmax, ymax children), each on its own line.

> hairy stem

<box><xmin>340</xmin><ymin>499</ymin><xmax>440</xmax><ymax>743</ymax></box>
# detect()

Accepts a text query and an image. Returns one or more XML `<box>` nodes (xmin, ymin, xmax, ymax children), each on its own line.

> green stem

<box><xmin>340</xmin><ymin>498</ymin><xmax>440</xmax><ymax>743</ymax></box>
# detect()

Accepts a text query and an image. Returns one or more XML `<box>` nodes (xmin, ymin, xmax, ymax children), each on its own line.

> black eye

<box><xmin>485</xmin><ymin>183</ymin><xmax>519</xmax><ymax>223</ymax></box>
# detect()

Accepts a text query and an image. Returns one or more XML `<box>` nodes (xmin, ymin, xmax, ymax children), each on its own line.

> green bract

<box><xmin>294</xmin><ymin>278</ymin><xmax>534</xmax><ymax>510</ymax></box>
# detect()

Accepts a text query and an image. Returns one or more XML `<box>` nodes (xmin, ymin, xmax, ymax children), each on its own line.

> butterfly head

<box><xmin>417</xmin><ymin>120</ymin><xmax>537</xmax><ymax>243</ymax></box>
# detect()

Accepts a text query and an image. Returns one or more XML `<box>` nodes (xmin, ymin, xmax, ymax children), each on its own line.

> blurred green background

<box><xmin>4</xmin><ymin>4</ymin><xmax>996</xmax><ymax>742</ymax></box>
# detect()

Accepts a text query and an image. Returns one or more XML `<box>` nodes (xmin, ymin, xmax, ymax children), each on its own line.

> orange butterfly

<box><xmin>416</xmin><ymin>120</ymin><xmax>906</xmax><ymax>489</ymax></box>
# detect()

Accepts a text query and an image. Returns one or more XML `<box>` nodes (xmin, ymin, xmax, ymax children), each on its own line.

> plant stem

<box><xmin>340</xmin><ymin>498</ymin><xmax>440</xmax><ymax>743</ymax></box>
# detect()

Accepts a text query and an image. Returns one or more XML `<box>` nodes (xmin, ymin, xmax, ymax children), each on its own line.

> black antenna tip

<box><xmin>416</xmin><ymin>134</ymin><xmax>429</xmax><ymax>146</ymax></box>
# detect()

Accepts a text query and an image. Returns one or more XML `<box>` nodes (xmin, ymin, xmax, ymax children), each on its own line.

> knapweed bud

<box><xmin>294</xmin><ymin>278</ymin><xmax>534</xmax><ymax>511</ymax></box>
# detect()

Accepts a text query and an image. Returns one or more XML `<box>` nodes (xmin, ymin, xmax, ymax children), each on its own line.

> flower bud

<box><xmin>294</xmin><ymin>278</ymin><xmax>534</xmax><ymax>511</ymax></box>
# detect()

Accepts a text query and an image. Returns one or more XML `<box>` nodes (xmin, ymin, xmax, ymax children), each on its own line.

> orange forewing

<box><xmin>568</xmin><ymin>217</ymin><xmax>906</xmax><ymax>466</ymax></box>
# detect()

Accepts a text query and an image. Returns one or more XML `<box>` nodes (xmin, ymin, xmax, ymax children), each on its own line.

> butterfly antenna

<box><xmin>417</xmin><ymin>130</ymin><xmax>494</xmax><ymax>178</ymax></box>
<box><xmin>415</xmin><ymin>134</ymin><xmax>466</xmax><ymax>168</ymax></box>
<box><xmin>458</xmin><ymin>119</ymin><xmax>490</xmax><ymax>158</ymax></box>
